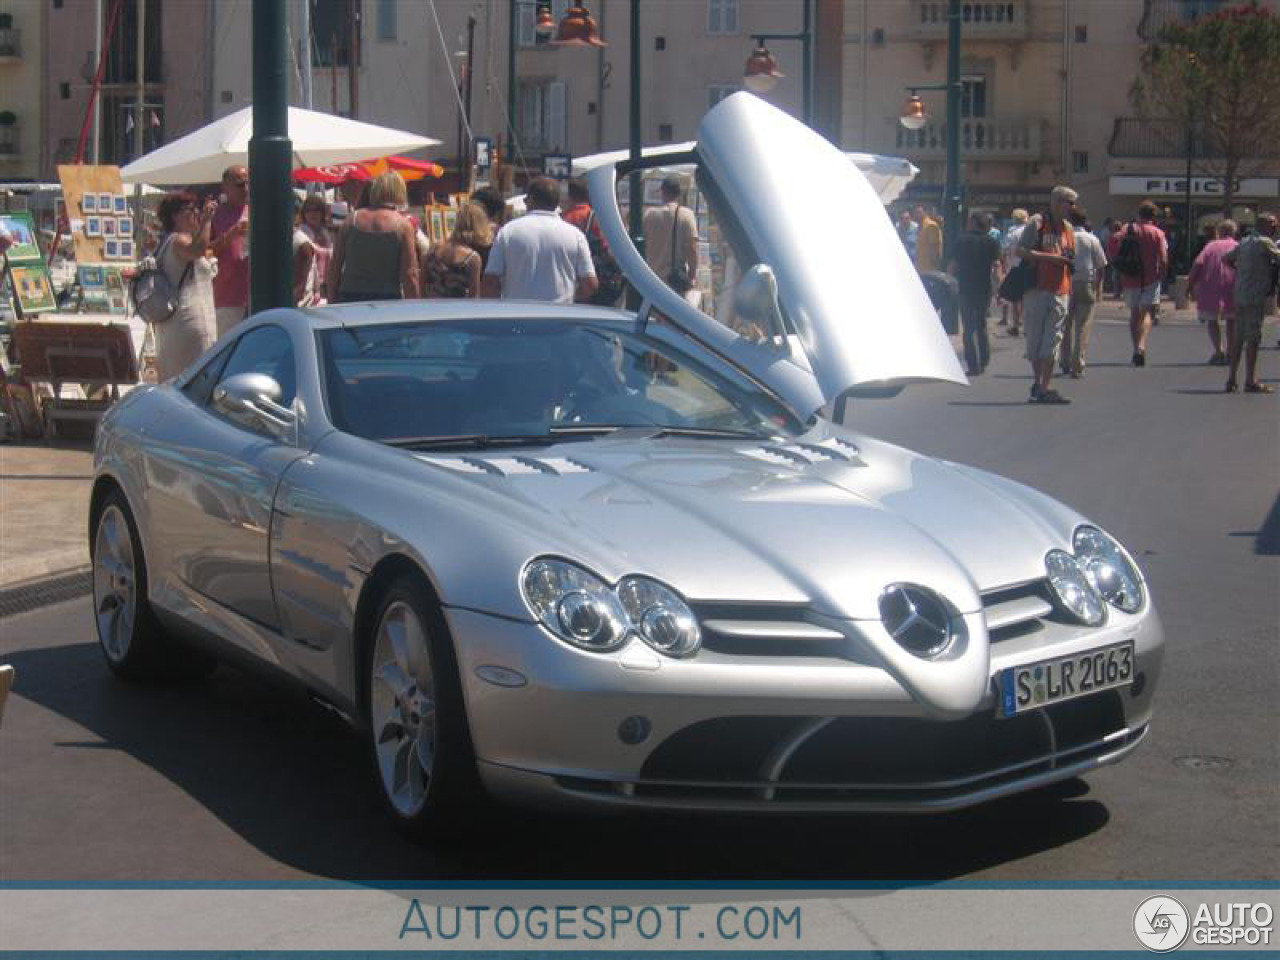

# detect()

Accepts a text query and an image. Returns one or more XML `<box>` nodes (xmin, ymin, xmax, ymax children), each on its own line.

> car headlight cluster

<box><xmin>521</xmin><ymin>558</ymin><xmax>701</xmax><ymax>657</ymax></box>
<box><xmin>1044</xmin><ymin>526</ymin><xmax>1145</xmax><ymax>625</ymax></box>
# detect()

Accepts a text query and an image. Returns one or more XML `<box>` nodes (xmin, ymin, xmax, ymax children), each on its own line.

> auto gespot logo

<box><xmin>1134</xmin><ymin>895</ymin><xmax>1275</xmax><ymax>951</ymax></box>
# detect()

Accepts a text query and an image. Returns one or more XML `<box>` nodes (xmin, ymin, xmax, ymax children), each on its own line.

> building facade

<box><xmin>0</xmin><ymin>0</ymin><xmax>44</xmax><ymax>180</ymax></box>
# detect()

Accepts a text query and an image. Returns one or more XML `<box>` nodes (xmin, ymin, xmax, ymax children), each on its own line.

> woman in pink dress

<box><xmin>293</xmin><ymin>195</ymin><xmax>333</xmax><ymax>307</ymax></box>
<box><xmin>1187</xmin><ymin>219</ymin><xmax>1239</xmax><ymax>365</ymax></box>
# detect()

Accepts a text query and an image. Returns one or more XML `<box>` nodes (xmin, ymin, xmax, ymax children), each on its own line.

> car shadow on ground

<box><xmin>6</xmin><ymin>641</ymin><xmax>1111</xmax><ymax>883</ymax></box>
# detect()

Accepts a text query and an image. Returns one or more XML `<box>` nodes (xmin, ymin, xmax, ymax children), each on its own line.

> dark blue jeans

<box><xmin>960</xmin><ymin>295</ymin><xmax>990</xmax><ymax>373</ymax></box>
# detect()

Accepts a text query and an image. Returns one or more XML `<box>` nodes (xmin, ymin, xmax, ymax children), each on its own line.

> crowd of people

<box><xmin>896</xmin><ymin>190</ymin><xmax>1280</xmax><ymax>404</ymax></box>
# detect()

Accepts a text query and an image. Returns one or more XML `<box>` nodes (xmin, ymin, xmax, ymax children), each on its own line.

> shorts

<box><xmin>1023</xmin><ymin>289</ymin><xmax>1068</xmax><ymax>362</ymax></box>
<box><xmin>1234</xmin><ymin>302</ymin><xmax>1266</xmax><ymax>346</ymax></box>
<box><xmin>1124</xmin><ymin>282</ymin><xmax>1161</xmax><ymax>311</ymax></box>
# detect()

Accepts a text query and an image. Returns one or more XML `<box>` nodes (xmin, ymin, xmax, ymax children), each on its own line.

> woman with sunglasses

<box><xmin>151</xmin><ymin>191</ymin><xmax>218</xmax><ymax>381</ymax></box>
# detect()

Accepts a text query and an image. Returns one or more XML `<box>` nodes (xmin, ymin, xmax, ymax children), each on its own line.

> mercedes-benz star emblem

<box><xmin>879</xmin><ymin>584</ymin><xmax>952</xmax><ymax>657</ymax></box>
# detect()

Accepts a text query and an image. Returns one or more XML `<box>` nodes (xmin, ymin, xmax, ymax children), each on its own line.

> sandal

<box><xmin>1244</xmin><ymin>382</ymin><xmax>1274</xmax><ymax>394</ymax></box>
<box><xmin>1225</xmin><ymin>380</ymin><xmax>1238</xmax><ymax>393</ymax></box>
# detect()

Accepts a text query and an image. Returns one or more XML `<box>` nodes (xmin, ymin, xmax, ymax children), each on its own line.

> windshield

<box><xmin>319</xmin><ymin>318</ymin><xmax>803</xmax><ymax>445</ymax></box>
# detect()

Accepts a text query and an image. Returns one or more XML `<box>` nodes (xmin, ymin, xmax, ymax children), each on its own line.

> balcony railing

<box><xmin>894</xmin><ymin>116</ymin><xmax>1042</xmax><ymax>160</ymax></box>
<box><xmin>911</xmin><ymin>2</ymin><xmax>1028</xmax><ymax>40</ymax></box>
<box><xmin>0</xmin><ymin>26</ymin><xmax>21</xmax><ymax>60</ymax></box>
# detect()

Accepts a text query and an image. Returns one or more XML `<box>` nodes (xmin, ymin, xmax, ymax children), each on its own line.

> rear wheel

<box><xmin>365</xmin><ymin>576</ymin><xmax>480</xmax><ymax>835</ymax></box>
<box><xmin>92</xmin><ymin>491</ymin><xmax>211</xmax><ymax>681</ymax></box>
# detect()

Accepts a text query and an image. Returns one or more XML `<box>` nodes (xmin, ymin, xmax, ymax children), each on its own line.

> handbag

<box><xmin>665</xmin><ymin>204</ymin><xmax>693</xmax><ymax>295</ymax></box>
<box><xmin>584</xmin><ymin>211</ymin><xmax>626</xmax><ymax>306</ymax></box>
<box><xmin>131</xmin><ymin>234</ymin><xmax>193</xmax><ymax>324</ymax></box>
<box><xmin>997</xmin><ymin>259</ymin><xmax>1036</xmax><ymax>303</ymax></box>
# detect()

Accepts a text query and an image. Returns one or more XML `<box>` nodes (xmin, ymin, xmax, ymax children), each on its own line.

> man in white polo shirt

<box><xmin>480</xmin><ymin>177</ymin><xmax>597</xmax><ymax>304</ymax></box>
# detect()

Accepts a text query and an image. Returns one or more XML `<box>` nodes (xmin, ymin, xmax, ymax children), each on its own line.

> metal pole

<box><xmin>463</xmin><ymin>13</ymin><xmax>477</xmax><ymax>191</ymax></box>
<box><xmin>1184</xmin><ymin>112</ymin><xmax>1194</xmax><ymax>267</ymax></box>
<box><xmin>801</xmin><ymin>0</ymin><xmax>811</xmax><ymax>126</ymax></box>
<box><xmin>507</xmin><ymin>0</ymin><xmax>517</xmax><ymax>174</ymax></box>
<box><xmin>628</xmin><ymin>0</ymin><xmax>642</xmax><ymax>245</ymax></box>
<box><xmin>92</xmin><ymin>0</ymin><xmax>102</xmax><ymax>163</ymax></box>
<box><xmin>300</xmin><ymin>0</ymin><xmax>313</xmax><ymax>109</ymax></box>
<box><xmin>250</xmin><ymin>0</ymin><xmax>295</xmax><ymax>313</ymax></box>
<box><xmin>347</xmin><ymin>0</ymin><xmax>358</xmax><ymax>118</ymax></box>
<box><xmin>134</xmin><ymin>0</ymin><xmax>145</xmax><ymax>160</ymax></box>
<box><xmin>943</xmin><ymin>0</ymin><xmax>961</xmax><ymax>262</ymax></box>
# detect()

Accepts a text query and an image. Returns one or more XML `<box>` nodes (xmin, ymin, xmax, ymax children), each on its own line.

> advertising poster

<box><xmin>0</xmin><ymin>213</ymin><xmax>44</xmax><ymax>264</ymax></box>
<box><xmin>10</xmin><ymin>264</ymin><xmax>57</xmax><ymax>313</ymax></box>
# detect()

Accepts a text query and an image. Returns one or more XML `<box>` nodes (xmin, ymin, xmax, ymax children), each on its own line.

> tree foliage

<box><xmin>1132</xmin><ymin>2</ymin><xmax>1280</xmax><ymax>213</ymax></box>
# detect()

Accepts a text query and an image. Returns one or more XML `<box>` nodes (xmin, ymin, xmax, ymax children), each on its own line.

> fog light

<box><xmin>617</xmin><ymin>715</ymin><xmax>651</xmax><ymax>745</ymax></box>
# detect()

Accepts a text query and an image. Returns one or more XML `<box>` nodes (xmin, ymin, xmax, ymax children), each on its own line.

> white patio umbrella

<box><xmin>121</xmin><ymin>106</ymin><xmax>439</xmax><ymax>185</ymax></box>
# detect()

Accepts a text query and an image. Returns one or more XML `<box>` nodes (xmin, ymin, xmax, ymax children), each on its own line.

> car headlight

<box><xmin>617</xmin><ymin>577</ymin><xmax>701</xmax><ymax>658</ymax></box>
<box><xmin>521</xmin><ymin>559</ymin><xmax>630</xmax><ymax>652</ymax></box>
<box><xmin>1073</xmin><ymin>525</ymin><xmax>1144</xmax><ymax>614</ymax></box>
<box><xmin>1045</xmin><ymin>549</ymin><xmax>1106</xmax><ymax>626</ymax></box>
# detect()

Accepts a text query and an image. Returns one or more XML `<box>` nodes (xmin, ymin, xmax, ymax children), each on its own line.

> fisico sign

<box><xmin>1110</xmin><ymin>175</ymin><xmax>1280</xmax><ymax>197</ymax></box>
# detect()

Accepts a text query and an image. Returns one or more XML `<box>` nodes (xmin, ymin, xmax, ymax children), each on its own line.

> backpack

<box><xmin>583</xmin><ymin>211</ymin><xmax>626</xmax><ymax>307</ymax></box>
<box><xmin>131</xmin><ymin>235</ymin><xmax>193</xmax><ymax>324</ymax></box>
<box><xmin>1114</xmin><ymin>223</ymin><xmax>1145</xmax><ymax>279</ymax></box>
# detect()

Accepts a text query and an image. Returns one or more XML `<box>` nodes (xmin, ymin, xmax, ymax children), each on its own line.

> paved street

<box><xmin>1</xmin><ymin>314</ymin><xmax>1276</xmax><ymax>883</ymax></box>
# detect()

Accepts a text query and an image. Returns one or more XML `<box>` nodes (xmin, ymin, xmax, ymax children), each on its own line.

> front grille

<box><xmin>982</xmin><ymin>579</ymin><xmax>1054</xmax><ymax>642</ymax></box>
<box><xmin>690</xmin><ymin>602</ymin><xmax>849</xmax><ymax>659</ymax></box>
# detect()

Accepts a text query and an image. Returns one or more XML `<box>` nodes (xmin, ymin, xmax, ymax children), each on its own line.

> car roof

<box><xmin>292</xmin><ymin>299</ymin><xmax>636</xmax><ymax>330</ymax></box>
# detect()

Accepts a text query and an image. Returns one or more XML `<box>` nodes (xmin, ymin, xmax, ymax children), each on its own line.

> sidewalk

<box><xmin>0</xmin><ymin>442</ymin><xmax>93</xmax><ymax>589</ymax></box>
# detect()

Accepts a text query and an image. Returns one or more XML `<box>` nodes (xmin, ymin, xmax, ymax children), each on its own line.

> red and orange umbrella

<box><xmin>293</xmin><ymin>155</ymin><xmax>444</xmax><ymax>184</ymax></box>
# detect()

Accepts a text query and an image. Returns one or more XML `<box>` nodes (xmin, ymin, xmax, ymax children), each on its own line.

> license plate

<box><xmin>999</xmin><ymin>640</ymin><xmax>1134</xmax><ymax>717</ymax></box>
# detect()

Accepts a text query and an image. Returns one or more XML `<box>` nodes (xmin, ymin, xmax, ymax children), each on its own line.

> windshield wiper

<box><xmin>384</xmin><ymin>430</ymin><xmax>611</xmax><ymax>450</ymax></box>
<box><xmin>651</xmin><ymin>426</ymin><xmax>775</xmax><ymax>440</ymax></box>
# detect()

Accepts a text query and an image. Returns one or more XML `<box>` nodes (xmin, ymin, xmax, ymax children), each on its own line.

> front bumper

<box><xmin>444</xmin><ymin>604</ymin><xmax>1162</xmax><ymax>814</ymax></box>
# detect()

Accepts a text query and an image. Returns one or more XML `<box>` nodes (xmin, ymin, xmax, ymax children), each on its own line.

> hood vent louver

<box><xmin>414</xmin><ymin>454</ymin><xmax>593</xmax><ymax>477</ymax></box>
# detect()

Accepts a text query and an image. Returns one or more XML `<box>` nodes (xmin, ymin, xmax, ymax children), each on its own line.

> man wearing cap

<box><xmin>1017</xmin><ymin>185</ymin><xmax>1077</xmax><ymax>404</ymax></box>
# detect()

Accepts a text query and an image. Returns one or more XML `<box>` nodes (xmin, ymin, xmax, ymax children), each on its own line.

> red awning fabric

<box><xmin>293</xmin><ymin>155</ymin><xmax>444</xmax><ymax>184</ymax></box>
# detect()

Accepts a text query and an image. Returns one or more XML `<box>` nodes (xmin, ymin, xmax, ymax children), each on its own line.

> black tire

<box><xmin>91</xmin><ymin>490</ymin><xmax>213</xmax><ymax>682</ymax></box>
<box><xmin>362</xmin><ymin>574</ymin><xmax>481</xmax><ymax>838</ymax></box>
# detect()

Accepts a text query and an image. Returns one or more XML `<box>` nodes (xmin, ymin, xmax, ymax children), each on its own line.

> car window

<box><xmin>181</xmin><ymin>343</ymin><xmax>234</xmax><ymax>406</ymax></box>
<box><xmin>215</xmin><ymin>325</ymin><xmax>297</xmax><ymax>408</ymax></box>
<box><xmin>319</xmin><ymin>319</ymin><xmax>802</xmax><ymax>443</ymax></box>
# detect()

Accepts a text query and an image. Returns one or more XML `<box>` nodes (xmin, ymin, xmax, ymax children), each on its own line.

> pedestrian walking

<box><xmin>1017</xmin><ymin>185</ymin><xmax>1077</xmax><ymax>404</ymax></box>
<box><xmin>327</xmin><ymin>171</ymin><xmax>420</xmax><ymax>302</ymax></box>
<box><xmin>152</xmin><ymin>191</ymin><xmax>218</xmax><ymax>381</ymax></box>
<box><xmin>562</xmin><ymin>178</ymin><xmax>625</xmax><ymax>307</ymax></box>
<box><xmin>1109</xmin><ymin>200</ymin><xmax>1168</xmax><ymax>367</ymax></box>
<box><xmin>643</xmin><ymin>175</ymin><xmax>699</xmax><ymax>303</ymax></box>
<box><xmin>1223</xmin><ymin>212</ymin><xmax>1280</xmax><ymax>393</ymax></box>
<box><xmin>914</xmin><ymin>205</ymin><xmax>943</xmax><ymax>274</ymax></box>
<box><xmin>469</xmin><ymin>187</ymin><xmax>508</xmax><ymax>268</ymax></box>
<box><xmin>421</xmin><ymin>202</ymin><xmax>489</xmax><ymax>299</ymax></box>
<box><xmin>1187</xmin><ymin>219</ymin><xmax>1238</xmax><ymax>366</ymax></box>
<box><xmin>209</xmin><ymin>165</ymin><xmax>250</xmax><ymax>337</ymax></box>
<box><xmin>1063</xmin><ymin>206</ymin><xmax>1107</xmax><ymax>378</ymax></box>
<box><xmin>480</xmin><ymin>177</ymin><xmax>597</xmax><ymax>304</ymax></box>
<box><xmin>292</xmin><ymin>195</ymin><xmax>332</xmax><ymax>307</ymax></box>
<box><xmin>896</xmin><ymin>209</ymin><xmax>918</xmax><ymax>260</ymax></box>
<box><xmin>1095</xmin><ymin>217</ymin><xmax>1118</xmax><ymax>297</ymax></box>
<box><xmin>1001</xmin><ymin>208</ymin><xmax>1029</xmax><ymax>334</ymax></box>
<box><xmin>948</xmin><ymin>211</ymin><xmax>1003</xmax><ymax>376</ymax></box>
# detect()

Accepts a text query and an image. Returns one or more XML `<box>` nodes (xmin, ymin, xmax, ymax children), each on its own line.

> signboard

<box><xmin>1110</xmin><ymin>175</ymin><xmax>1280</xmax><ymax>198</ymax></box>
<box><xmin>57</xmin><ymin>164</ymin><xmax>135</xmax><ymax>265</ymax></box>
<box><xmin>542</xmin><ymin>153</ymin><xmax>571</xmax><ymax>180</ymax></box>
<box><xmin>473</xmin><ymin>137</ymin><xmax>492</xmax><ymax>171</ymax></box>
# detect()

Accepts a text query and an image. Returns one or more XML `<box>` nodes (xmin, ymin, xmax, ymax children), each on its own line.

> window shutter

<box><xmin>376</xmin><ymin>0</ymin><xmax>396</xmax><ymax>41</ymax></box>
<box><xmin>725</xmin><ymin>0</ymin><xmax>739</xmax><ymax>34</ymax></box>
<box><xmin>708</xmin><ymin>0</ymin><xmax>721</xmax><ymax>34</ymax></box>
<box><xmin>517</xmin><ymin>0</ymin><xmax>535</xmax><ymax>47</ymax></box>
<box><xmin>547</xmin><ymin>80</ymin><xmax>567</xmax><ymax>152</ymax></box>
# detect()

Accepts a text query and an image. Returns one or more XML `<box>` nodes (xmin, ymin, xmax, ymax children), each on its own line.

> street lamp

<box><xmin>898</xmin><ymin>0</ymin><xmax>962</xmax><ymax>261</ymax></box>
<box><xmin>739</xmin><ymin>2</ymin><xmax>813</xmax><ymax>124</ymax></box>
<box><xmin>551</xmin><ymin>3</ymin><xmax>606</xmax><ymax>46</ymax></box>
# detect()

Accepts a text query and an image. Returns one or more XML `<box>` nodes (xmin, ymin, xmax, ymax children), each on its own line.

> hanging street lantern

<box><xmin>553</xmin><ymin>3</ymin><xmax>606</xmax><ymax>47</ymax></box>
<box><xmin>743</xmin><ymin>41</ymin><xmax>783</xmax><ymax>93</ymax></box>
<box><xmin>899</xmin><ymin>93</ymin><xmax>927</xmax><ymax>131</ymax></box>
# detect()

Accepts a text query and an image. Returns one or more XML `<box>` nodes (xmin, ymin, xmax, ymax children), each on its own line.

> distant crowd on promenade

<box><xmin>896</xmin><ymin>192</ymin><xmax>1280</xmax><ymax>403</ymax></box>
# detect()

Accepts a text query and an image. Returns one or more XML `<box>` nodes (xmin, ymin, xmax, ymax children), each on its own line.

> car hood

<box><xmin>587</xmin><ymin>92</ymin><xmax>966</xmax><ymax>419</ymax></box>
<box><xmin>410</xmin><ymin>426</ymin><xmax>1072</xmax><ymax>621</ymax></box>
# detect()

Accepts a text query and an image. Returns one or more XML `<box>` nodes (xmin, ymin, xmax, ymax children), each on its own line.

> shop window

<box><xmin>100</xmin><ymin>94</ymin><xmax>164</xmax><ymax>165</ymax></box>
<box><xmin>101</xmin><ymin>0</ymin><xmax>161</xmax><ymax>85</ymax></box>
<box><xmin>518</xmin><ymin>79</ymin><xmax>566</xmax><ymax>152</ymax></box>
<box><xmin>1073</xmin><ymin>150</ymin><xmax>1089</xmax><ymax>173</ymax></box>
<box><xmin>708</xmin><ymin>0</ymin><xmax>739</xmax><ymax>36</ymax></box>
<box><xmin>313</xmin><ymin>0</ymin><xmax>361</xmax><ymax>67</ymax></box>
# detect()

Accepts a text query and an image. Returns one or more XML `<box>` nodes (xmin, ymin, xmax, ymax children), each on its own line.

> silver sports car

<box><xmin>91</xmin><ymin>94</ymin><xmax>1161</xmax><ymax>832</ymax></box>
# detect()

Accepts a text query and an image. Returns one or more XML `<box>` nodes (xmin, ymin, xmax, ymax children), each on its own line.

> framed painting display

<box><xmin>82</xmin><ymin>192</ymin><xmax>98</xmax><ymax>213</ymax></box>
<box><xmin>118</xmin><ymin>216</ymin><xmax>134</xmax><ymax>237</ymax></box>
<box><xmin>102</xmin><ymin>217</ymin><xmax>117</xmax><ymax>238</ymax></box>
<box><xmin>85</xmin><ymin>217</ymin><xmax>102</xmax><ymax>237</ymax></box>
<box><xmin>113</xmin><ymin>194</ymin><xmax>128</xmax><ymax>215</ymax></box>
<box><xmin>104</xmin><ymin>239</ymin><xmax>120</xmax><ymax>259</ymax></box>
<box><xmin>443</xmin><ymin>208</ymin><xmax>458</xmax><ymax>237</ymax></box>
<box><xmin>0</xmin><ymin>213</ymin><xmax>43</xmax><ymax>264</ymax></box>
<box><xmin>10</xmin><ymin>265</ymin><xmax>57</xmax><ymax>313</ymax></box>
<box><xmin>428</xmin><ymin>207</ymin><xmax>445</xmax><ymax>243</ymax></box>
<box><xmin>119</xmin><ymin>239</ymin><xmax>135</xmax><ymax>261</ymax></box>
<box><xmin>98</xmin><ymin>192</ymin><xmax>114</xmax><ymax>213</ymax></box>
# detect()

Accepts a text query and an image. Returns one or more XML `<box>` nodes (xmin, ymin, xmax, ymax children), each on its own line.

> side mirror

<box><xmin>212</xmin><ymin>372</ymin><xmax>297</xmax><ymax>442</ymax></box>
<box><xmin>733</xmin><ymin>263</ymin><xmax>787</xmax><ymax>348</ymax></box>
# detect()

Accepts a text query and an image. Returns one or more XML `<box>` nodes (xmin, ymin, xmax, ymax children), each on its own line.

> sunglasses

<box><xmin>228</xmin><ymin>180</ymin><xmax>248</xmax><ymax>188</ymax></box>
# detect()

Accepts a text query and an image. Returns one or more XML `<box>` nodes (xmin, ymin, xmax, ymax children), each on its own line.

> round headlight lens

<box><xmin>1045</xmin><ymin>549</ymin><xmax>1106</xmax><ymax>626</ymax></box>
<box><xmin>1073</xmin><ymin>525</ymin><xmax>1144</xmax><ymax>613</ymax></box>
<box><xmin>617</xmin><ymin>577</ymin><xmax>701</xmax><ymax>657</ymax></box>
<box><xmin>521</xmin><ymin>559</ymin><xmax>629</xmax><ymax>651</ymax></box>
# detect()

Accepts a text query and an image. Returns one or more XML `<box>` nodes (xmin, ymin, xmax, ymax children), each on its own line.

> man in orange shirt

<box><xmin>1016</xmin><ymin>185</ymin><xmax>1077</xmax><ymax>404</ymax></box>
